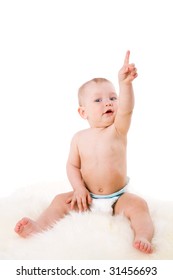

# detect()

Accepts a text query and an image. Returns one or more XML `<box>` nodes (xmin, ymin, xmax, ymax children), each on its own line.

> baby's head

<box><xmin>78</xmin><ymin>78</ymin><xmax>118</xmax><ymax>128</ymax></box>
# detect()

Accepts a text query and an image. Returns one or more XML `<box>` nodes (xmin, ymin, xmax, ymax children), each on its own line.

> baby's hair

<box><xmin>78</xmin><ymin>77</ymin><xmax>112</xmax><ymax>106</ymax></box>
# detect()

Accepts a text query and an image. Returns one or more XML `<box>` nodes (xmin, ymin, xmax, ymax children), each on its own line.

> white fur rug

<box><xmin>0</xmin><ymin>182</ymin><xmax>173</xmax><ymax>260</ymax></box>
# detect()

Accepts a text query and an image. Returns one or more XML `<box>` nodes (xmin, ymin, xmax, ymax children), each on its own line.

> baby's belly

<box><xmin>81</xmin><ymin>166</ymin><xmax>127</xmax><ymax>195</ymax></box>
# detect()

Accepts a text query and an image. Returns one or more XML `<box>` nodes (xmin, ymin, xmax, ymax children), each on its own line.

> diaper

<box><xmin>90</xmin><ymin>180</ymin><xmax>128</xmax><ymax>215</ymax></box>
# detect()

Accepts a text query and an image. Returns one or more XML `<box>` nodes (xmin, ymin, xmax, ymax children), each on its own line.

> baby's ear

<box><xmin>78</xmin><ymin>106</ymin><xmax>87</xmax><ymax>119</ymax></box>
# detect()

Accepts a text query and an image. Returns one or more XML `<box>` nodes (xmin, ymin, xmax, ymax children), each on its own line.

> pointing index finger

<box><xmin>124</xmin><ymin>50</ymin><xmax>130</xmax><ymax>65</ymax></box>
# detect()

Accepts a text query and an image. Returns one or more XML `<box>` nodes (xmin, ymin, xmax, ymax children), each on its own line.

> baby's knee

<box><xmin>52</xmin><ymin>193</ymin><xmax>66</xmax><ymax>205</ymax></box>
<box><xmin>51</xmin><ymin>192</ymin><xmax>73</xmax><ymax>208</ymax></box>
<box><xmin>128</xmin><ymin>195</ymin><xmax>149</xmax><ymax>215</ymax></box>
<box><xmin>117</xmin><ymin>193</ymin><xmax>149</xmax><ymax>217</ymax></box>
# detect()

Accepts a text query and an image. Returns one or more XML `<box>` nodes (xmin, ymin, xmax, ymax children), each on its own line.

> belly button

<box><xmin>98</xmin><ymin>188</ymin><xmax>103</xmax><ymax>193</ymax></box>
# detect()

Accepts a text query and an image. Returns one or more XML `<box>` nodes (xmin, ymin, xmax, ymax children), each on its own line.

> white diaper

<box><xmin>90</xmin><ymin>181</ymin><xmax>128</xmax><ymax>215</ymax></box>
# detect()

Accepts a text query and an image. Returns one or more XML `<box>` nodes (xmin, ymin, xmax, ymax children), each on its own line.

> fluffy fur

<box><xmin>0</xmin><ymin>182</ymin><xmax>173</xmax><ymax>259</ymax></box>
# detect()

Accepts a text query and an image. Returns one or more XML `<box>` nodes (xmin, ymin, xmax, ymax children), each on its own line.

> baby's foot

<box><xmin>14</xmin><ymin>217</ymin><xmax>42</xmax><ymax>238</ymax></box>
<box><xmin>134</xmin><ymin>237</ymin><xmax>153</xmax><ymax>254</ymax></box>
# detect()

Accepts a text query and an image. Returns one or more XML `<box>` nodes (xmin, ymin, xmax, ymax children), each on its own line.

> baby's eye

<box><xmin>94</xmin><ymin>98</ymin><xmax>102</xmax><ymax>102</ymax></box>
<box><xmin>110</xmin><ymin>97</ymin><xmax>117</xmax><ymax>101</ymax></box>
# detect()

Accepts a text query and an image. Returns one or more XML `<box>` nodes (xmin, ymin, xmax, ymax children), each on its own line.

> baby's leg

<box><xmin>14</xmin><ymin>191</ymin><xmax>74</xmax><ymax>238</ymax></box>
<box><xmin>114</xmin><ymin>193</ymin><xmax>154</xmax><ymax>254</ymax></box>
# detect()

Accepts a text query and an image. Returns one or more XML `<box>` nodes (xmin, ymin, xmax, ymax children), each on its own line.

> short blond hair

<box><xmin>78</xmin><ymin>78</ymin><xmax>112</xmax><ymax>106</ymax></box>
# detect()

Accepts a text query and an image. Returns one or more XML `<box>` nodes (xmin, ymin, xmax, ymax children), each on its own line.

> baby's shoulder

<box><xmin>73</xmin><ymin>128</ymin><xmax>91</xmax><ymax>139</ymax></box>
<box><xmin>71</xmin><ymin>128</ymin><xmax>92</xmax><ymax>145</ymax></box>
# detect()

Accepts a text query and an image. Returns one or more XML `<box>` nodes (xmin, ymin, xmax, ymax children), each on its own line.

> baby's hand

<box><xmin>67</xmin><ymin>187</ymin><xmax>92</xmax><ymax>212</ymax></box>
<box><xmin>118</xmin><ymin>50</ymin><xmax>138</xmax><ymax>84</ymax></box>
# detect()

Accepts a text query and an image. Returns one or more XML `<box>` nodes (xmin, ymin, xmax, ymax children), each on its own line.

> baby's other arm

<box><xmin>66</xmin><ymin>133</ymin><xmax>92</xmax><ymax>211</ymax></box>
<box><xmin>114</xmin><ymin>51</ymin><xmax>138</xmax><ymax>134</ymax></box>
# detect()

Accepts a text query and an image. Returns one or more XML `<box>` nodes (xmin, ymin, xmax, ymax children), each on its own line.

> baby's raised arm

<box><xmin>66</xmin><ymin>133</ymin><xmax>92</xmax><ymax>211</ymax></box>
<box><xmin>114</xmin><ymin>51</ymin><xmax>138</xmax><ymax>134</ymax></box>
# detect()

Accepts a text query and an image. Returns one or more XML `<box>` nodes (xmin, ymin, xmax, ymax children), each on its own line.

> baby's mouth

<box><xmin>104</xmin><ymin>109</ymin><xmax>113</xmax><ymax>114</ymax></box>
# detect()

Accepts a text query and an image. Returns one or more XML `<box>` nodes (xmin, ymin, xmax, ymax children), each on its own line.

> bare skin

<box><xmin>15</xmin><ymin>51</ymin><xmax>154</xmax><ymax>254</ymax></box>
<box><xmin>114</xmin><ymin>193</ymin><xmax>153</xmax><ymax>253</ymax></box>
<box><xmin>14</xmin><ymin>218</ymin><xmax>41</xmax><ymax>238</ymax></box>
<box><xmin>15</xmin><ymin>192</ymin><xmax>153</xmax><ymax>253</ymax></box>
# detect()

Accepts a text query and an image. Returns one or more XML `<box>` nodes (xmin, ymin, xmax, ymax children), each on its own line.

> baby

<box><xmin>15</xmin><ymin>51</ymin><xmax>154</xmax><ymax>254</ymax></box>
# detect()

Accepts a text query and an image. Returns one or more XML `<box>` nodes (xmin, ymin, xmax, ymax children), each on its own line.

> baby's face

<box><xmin>79</xmin><ymin>81</ymin><xmax>118</xmax><ymax>128</ymax></box>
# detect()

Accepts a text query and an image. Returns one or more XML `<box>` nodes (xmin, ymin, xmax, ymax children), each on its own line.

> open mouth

<box><xmin>104</xmin><ymin>109</ymin><xmax>113</xmax><ymax>114</ymax></box>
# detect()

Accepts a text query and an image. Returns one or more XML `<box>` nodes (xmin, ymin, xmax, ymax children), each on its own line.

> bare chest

<box><xmin>78</xmin><ymin>128</ymin><xmax>126</xmax><ymax>164</ymax></box>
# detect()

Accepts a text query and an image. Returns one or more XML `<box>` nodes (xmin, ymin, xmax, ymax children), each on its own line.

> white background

<box><xmin>0</xmin><ymin>0</ymin><xmax>173</xmax><ymax>201</ymax></box>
